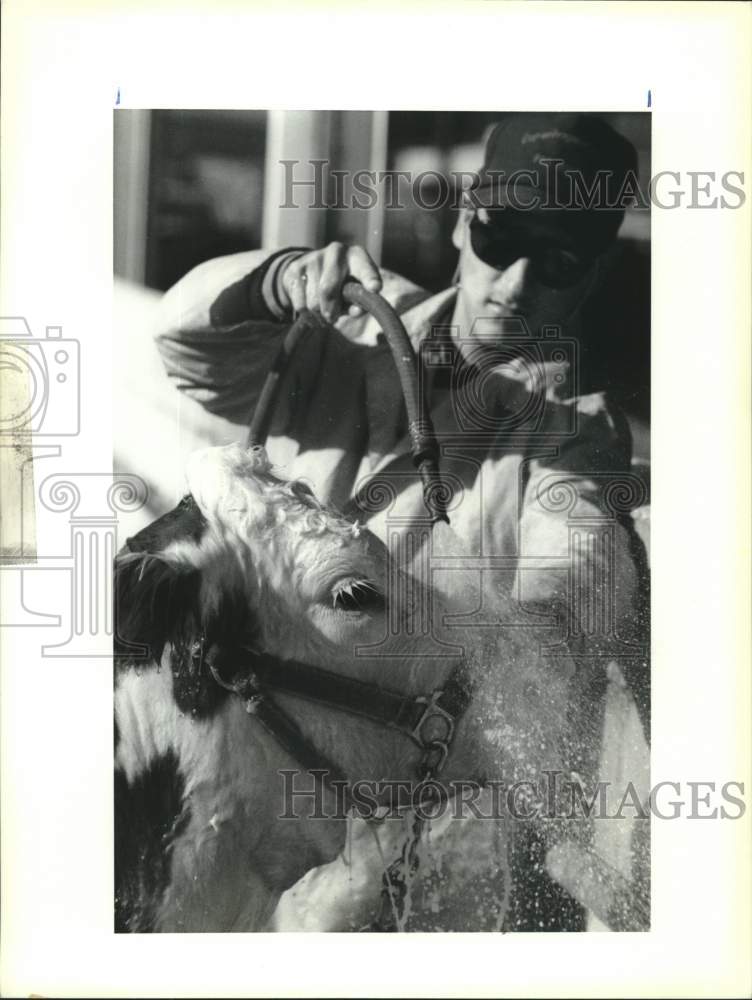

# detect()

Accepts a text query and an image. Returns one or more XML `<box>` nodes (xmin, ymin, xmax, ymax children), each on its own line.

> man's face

<box><xmin>452</xmin><ymin>207</ymin><xmax>600</xmax><ymax>355</ymax></box>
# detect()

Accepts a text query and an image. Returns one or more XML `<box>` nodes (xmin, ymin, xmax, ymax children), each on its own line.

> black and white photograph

<box><xmin>1</xmin><ymin>2</ymin><xmax>750</xmax><ymax>996</ymax></box>
<box><xmin>112</xmin><ymin>109</ymin><xmax>651</xmax><ymax>933</ymax></box>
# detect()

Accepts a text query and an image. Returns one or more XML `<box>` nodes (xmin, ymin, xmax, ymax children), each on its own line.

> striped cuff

<box><xmin>208</xmin><ymin>247</ymin><xmax>309</xmax><ymax>327</ymax></box>
<box><xmin>261</xmin><ymin>249</ymin><xmax>308</xmax><ymax>319</ymax></box>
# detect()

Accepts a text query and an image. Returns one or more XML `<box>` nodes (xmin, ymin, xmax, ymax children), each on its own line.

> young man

<box><xmin>156</xmin><ymin>113</ymin><xmax>644</xmax><ymax>642</ymax></box>
<box><xmin>154</xmin><ymin>112</ymin><xmax>649</xmax><ymax>929</ymax></box>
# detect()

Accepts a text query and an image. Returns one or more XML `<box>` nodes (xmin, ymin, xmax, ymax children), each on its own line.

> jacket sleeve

<box><xmin>153</xmin><ymin>251</ymin><xmax>431</xmax><ymax>427</ymax></box>
<box><xmin>153</xmin><ymin>248</ymin><xmax>308</xmax><ymax>424</ymax></box>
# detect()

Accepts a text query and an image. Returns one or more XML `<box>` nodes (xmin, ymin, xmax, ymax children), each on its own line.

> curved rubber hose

<box><xmin>247</xmin><ymin>283</ymin><xmax>450</xmax><ymax>525</ymax></box>
<box><xmin>341</xmin><ymin>279</ymin><xmax>449</xmax><ymax>524</ymax></box>
<box><xmin>247</xmin><ymin>309</ymin><xmax>327</xmax><ymax>448</ymax></box>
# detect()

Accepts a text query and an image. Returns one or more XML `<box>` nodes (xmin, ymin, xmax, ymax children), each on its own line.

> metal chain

<box><xmin>371</xmin><ymin>809</ymin><xmax>425</xmax><ymax>932</ymax></box>
<box><xmin>370</xmin><ymin>749</ymin><xmax>446</xmax><ymax>932</ymax></box>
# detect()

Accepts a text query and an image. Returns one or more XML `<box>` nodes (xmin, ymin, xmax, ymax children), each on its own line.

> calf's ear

<box><xmin>114</xmin><ymin>551</ymin><xmax>202</xmax><ymax>665</ymax></box>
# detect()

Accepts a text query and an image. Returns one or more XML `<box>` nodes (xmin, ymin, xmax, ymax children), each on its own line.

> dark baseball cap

<box><xmin>470</xmin><ymin>113</ymin><xmax>639</xmax><ymax>254</ymax></box>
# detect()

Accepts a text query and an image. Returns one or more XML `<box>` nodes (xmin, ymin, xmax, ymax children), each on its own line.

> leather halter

<box><xmin>197</xmin><ymin>637</ymin><xmax>472</xmax><ymax>794</ymax></box>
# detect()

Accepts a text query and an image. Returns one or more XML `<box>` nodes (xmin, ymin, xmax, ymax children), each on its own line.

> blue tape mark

<box><xmin>115</xmin><ymin>87</ymin><xmax>121</xmax><ymax>107</ymax></box>
<box><xmin>647</xmin><ymin>89</ymin><xmax>652</xmax><ymax>108</ymax></box>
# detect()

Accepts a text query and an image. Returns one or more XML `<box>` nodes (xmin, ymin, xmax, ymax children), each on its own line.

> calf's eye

<box><xmin>331</xmin><ymin>579</ymin><xmax>384</xmax><ymax>614</ymax></box>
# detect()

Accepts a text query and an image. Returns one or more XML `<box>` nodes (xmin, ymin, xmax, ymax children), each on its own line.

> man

<box><xmin>154</xmin><ymin>113</ymin><xmax>649</xmax><ymax>929</ymax></box>
<box><xmin>157</xmin><ymin>112</ymin><xmax>644</xmax><ymax>640</ymax></box>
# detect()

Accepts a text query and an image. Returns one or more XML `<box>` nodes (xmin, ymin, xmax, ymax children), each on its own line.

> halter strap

<box><xmin>203</xmin><ymin>642</ymin><xmax>472</xmax><ymax>788</ymax></box>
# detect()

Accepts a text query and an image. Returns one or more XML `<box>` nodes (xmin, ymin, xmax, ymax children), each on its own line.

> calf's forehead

<box><xmin>185</xmin><ymin>444</ymin><xmax>344</xmax><ymax>534</ymax></box>
<box><xmin>129</xmin><ymin>442</ymin><xmax>381</xmax><ymax>553</ymax></box>
<box><xmin>123</xmin><ymin>444</ymin><xmax>257</xmax><ymax>557</ymax></box>
<box><xmin>185</xmin><ymin>444</ymin><xmax>281</xmax><ymax>524</ymax></box>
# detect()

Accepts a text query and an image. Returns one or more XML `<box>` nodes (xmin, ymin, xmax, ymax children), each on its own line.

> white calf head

<box><xmin>116</xmin><ymin>443</ymin><xmax>390</xmax><ymax>680</ymax></box>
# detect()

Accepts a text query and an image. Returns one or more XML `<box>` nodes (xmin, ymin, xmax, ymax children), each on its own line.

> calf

<box><xmin>114</xmin><ymin>442</ymin><xmax>577</xmax><ymax>932</ymax></box>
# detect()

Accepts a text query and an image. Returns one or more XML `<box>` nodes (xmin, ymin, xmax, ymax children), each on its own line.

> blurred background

<box><xmin>114</xmin><ymin>109</ymin><xmax>650</xmax><ymax>533</ymax></box>
<box><xmin>115</xmin><ymin>109</ymin><xmax>649</xmax><ymax>412</ymax></box>
<box><xmin>115</xmin><ymin>110</ymin><xmax>649</xmax><ymax>287</ymax></box>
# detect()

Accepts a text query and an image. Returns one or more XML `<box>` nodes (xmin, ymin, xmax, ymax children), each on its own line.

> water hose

<box><xmin>247</xmin><ymin>277</ymin><xmax>450</xmax><ymax>525</ymax></box>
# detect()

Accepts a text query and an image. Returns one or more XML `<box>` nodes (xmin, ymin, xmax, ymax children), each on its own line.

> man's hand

<box><xmin>279</xmin><ymin>243</ymin><xmax>382</xmax><ymax>322</ymax></box>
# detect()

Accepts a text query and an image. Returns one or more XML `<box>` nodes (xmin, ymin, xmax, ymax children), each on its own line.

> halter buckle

<box><xmin>243</xmin><ymin>692</ymin><xmax>264</xmax><ymax>714</ymax></box>
<box><xmin>419</xmin><ymin>740</ymin><xmax>450</xmax><ymax>780</ymax></box>
<box><xmin>410</xmin><ymin>689</ymin><xmax>455</xmax><ymax>751</ymax></box>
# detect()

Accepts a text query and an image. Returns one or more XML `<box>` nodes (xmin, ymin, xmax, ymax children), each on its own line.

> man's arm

<box><xmin>154</xmin><ymin>244</ymin><xmax>383</xmax><ymax>425</ymax></box>
<box><xmin>154</xmin><ymin>249</ymin><xmax>302</xmax><ymax>423</ymax></box>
